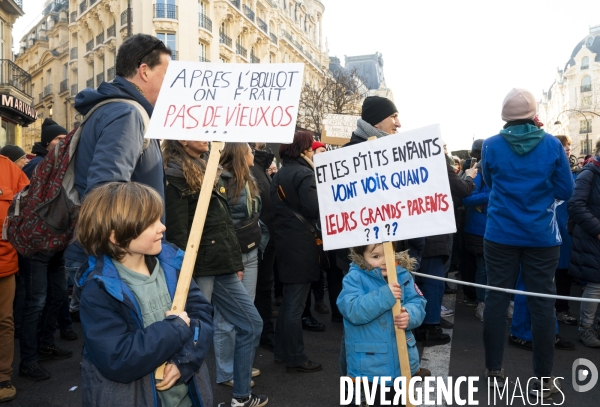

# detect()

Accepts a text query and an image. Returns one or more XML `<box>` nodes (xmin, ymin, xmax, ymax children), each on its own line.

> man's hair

<box><xmin>555</xmin><ymin>135</ymin><xmax>571</xmax><ymax>147</ymax></box>
<box><xmin>116</xmin><ymin>34</ymin><xmax>172</xmax><ymax>79</ymax></box>
<box><xmin>279</xmin><ymin>130</ymin><xmax>314</xmax><ymax>159</ymax></box>
<box><xmin>76</xmin><ymin>182</ymin><xmax>163</xmax><ymax>261</ymax></box>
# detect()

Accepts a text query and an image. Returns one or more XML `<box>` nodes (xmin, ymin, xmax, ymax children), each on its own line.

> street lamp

<box><xmin>553</xmin><ymin>109</ymin><xmax>600</xmax><ymax>156</ymax></box>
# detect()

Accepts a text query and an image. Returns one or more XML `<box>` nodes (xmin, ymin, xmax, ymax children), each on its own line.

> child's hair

<box><xmin>352</xmin><ymin>242</ymin><xmax>396</xmax><ymax>257</ymax></box>
<box><xmin>76</xmin><ymin>182</ymin><xmax>163</xmax><ymax>261</ymax></box>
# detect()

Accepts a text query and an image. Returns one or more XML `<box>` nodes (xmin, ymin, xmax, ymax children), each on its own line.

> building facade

<box><xmin>539</xmin><ymin>25</ymin><xmax>600</xmax><ymax>157</ymax></box>
<box><xmin>0</xmin><ymin>0</ymin><xmax>36</xmax><ymax>149</ymax></box>
<box><xmin>15</xmin><ymin>0</ymin><xmax>328</xmax><ymax>148</ymax></box>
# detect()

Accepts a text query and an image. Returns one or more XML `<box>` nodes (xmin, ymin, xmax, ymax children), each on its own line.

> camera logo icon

<box><xmin>572</xmin><ymin>358</ymin><xmax>598</xmax><ymax>393</ymax></box>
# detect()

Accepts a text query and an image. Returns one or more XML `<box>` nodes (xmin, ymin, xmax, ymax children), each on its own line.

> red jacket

<box><xmin>0</xmin><ymin>155</ymin><xmax>29</xmax><ymax>277</ymax></box>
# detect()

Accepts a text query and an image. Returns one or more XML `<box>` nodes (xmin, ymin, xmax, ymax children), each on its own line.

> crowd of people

<box><xmin>1</xmin><ymin>33</ymin><xmax>599</xmax><ymax>407</ymax></box>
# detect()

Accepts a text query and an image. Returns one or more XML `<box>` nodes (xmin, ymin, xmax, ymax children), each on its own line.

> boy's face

<box><xmin>364</xmin><ymin>244</ymin><xmax>387</xmax><ymax>275</ymax></box>
<box><xmin>127</xmin><ymin>218</ymin><xmax>165</xmax><ymax>256</ymax></box>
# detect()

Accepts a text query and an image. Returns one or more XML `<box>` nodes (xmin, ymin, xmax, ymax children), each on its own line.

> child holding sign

<box><xmin>75</xmin><ymin>182</ymin><xmax>214</xmax><ymax>407</ymax></box>
<box><xmin>337</xmin><ymin>243</ymin><xmax>427</xmax><ymax>406</ymax></box>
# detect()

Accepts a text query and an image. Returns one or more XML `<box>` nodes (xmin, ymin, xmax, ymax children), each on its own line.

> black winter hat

<box><xmin>41</xmin><ymin>118</ymin><xmax>68</xmax><ymax>148</ymax></box>
<box><xmin>471</xmin><ymin>139</ymin><xmax>484</xmax><ymax>152</ymax></box>
<box><xmin>0</xmin><ymin>144</ymin><xmax>27</xmax><ymax>162</ymax></box>
<box><xmin>361</xmin><ymin>96</ymin><xmax>398</xmax><ymax>127</ymax></box>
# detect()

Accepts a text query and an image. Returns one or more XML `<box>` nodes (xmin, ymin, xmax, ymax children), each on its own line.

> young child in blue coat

<box><xmin>76</xmin><ymin>182</ymin><xmax>214</xmax><ymax>407</ymax></box>
<box><xmin>337</xmin><ymin>243</ymin><xmax>428</xmax><ymax>406</ymax></box>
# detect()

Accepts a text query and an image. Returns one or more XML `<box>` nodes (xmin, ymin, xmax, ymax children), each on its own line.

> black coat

<box><xmin>250</xmin><ymin>149</ymin><xmax>275</xmax><ymax>246</ymax></box>
<box><xmin>165</xmin><ymin>171</ymin><xmax>244</xmax><ymax>278</ymax></box>
<box><xmin>270</xmin><ymin>156</ymin><xmax>320</xmax><ymax>284</ymax></box>
<box><xmin>568</xmin><ymin>164</ymin><xmax>600</xmax><ymax>283</ymax></box>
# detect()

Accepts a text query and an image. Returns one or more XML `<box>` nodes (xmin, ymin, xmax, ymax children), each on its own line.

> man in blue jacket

<box><xmin>64</xmin><ymin>33</ymin><xmax>172</xmax><ymax>319</ymax></box>
<box><xmin>481</xmin><ymin>88</ymin><xmax>574</xmax><ymax>397</ymax></box>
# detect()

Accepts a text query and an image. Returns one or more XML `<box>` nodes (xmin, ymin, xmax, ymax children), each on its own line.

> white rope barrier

<box><xmin>411</xmin><ymin>271</ymin><xmax>600</xmax><ymax>303</ymax></box>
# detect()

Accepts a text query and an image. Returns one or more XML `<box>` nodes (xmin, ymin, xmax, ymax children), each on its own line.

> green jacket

<box><xmin>165</xmin><ymin>173</ymin><xmax>244</xmax><ymax>278</ymax></box>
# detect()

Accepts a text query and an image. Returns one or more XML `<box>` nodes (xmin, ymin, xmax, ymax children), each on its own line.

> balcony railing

<box><xmin>44</xmin><ymin>84</ymin><xmax>52</xmax><ymax>96</ymax></box>
<box><xmin>266</xmin><ymin>0</ymin><xmax>277</xmax><ymax>7</ymax></box>
<box><xmin>107</xmin><ymin>66</ymin><xmax>115</xmax><ymax>81</ymax></box>
<box><xmin>229</xmin><ymin>0</ymin><xmax>240</xmax><ymax>9</ymax></box>
<box><xmin>90</xmin><ymin>0</ymin><xmax>96</xmax><ymax>4</ymax></box>
<box><xmin>580</xmin><ymin>127</ymin><xmax>592</xmax><ymax>134</ymax></box>
<box><xmin>70</xmin><ymin>11</ymin><xmax>77</xmax><ymax>22</ymax></box>
<box><xmin>96</xmin><ymin>32</ymin><xmax>104</xmax><ymax>46</ymax></box>
<box><xmin>107</xmin><ymin>24</ymin><xmax>116</xmax><ymax>38</ymax></box>
<box><xmin>0</xmin><ymin>60</ymin><xmax>32</xmax><ymax>95</ymax></box>
<box><xmin>121</xmin><ymin>10</ymin><xmax>132</xmax><ymax>26</ymax></box>
<box><xmin>199</xmin><ymin>56</ymin><xmax>210</xmax><ymax>63</ymax></box>
<box><xmin>270</xmin><ymin>33</ymin><xmax>277</xmax><ymax>44</ymax></box>
<box><xmin>86</xmin><ymin>39</ymin><xmax>94</xmax><ymax>52</ymax></box>
<box><xmin>86</xmin><ymin>78</ymin><xmax>94</xmax><ymax>88</ymax></box>
<box><xmin>70</xmin><ymin>47</ymin><xmax>78</xmax><ymax>59</ymax></box>
<box><xmin>199</xmin><ymin>13</ymin><xmax>212</xmax><ymax>31</ymax></box>
<box><xmin>281</xmin><ymin>29</ymin><xmax>293</xmax><ymax>42</ymax></box>
<box><xmin>219</xmin><ymin>32</ymin><xmax>232</xmax><ymax>47</ymax></box>
<box><xmin>251</xmin><ymin>54</ymin><xmax>260</xmax><ymax>63</ymax></box>
<box><xmin>14</xmin><ymin>0</ymin><xmax>23</xmax><ymax>8</ymax></box>
<box><xmin>581</xmin><ymin>85</ymin><xmax>592</xmax><ymax>93</ymax></box>
<box><xmin>60</xmin><ymin>79</ymin><xmax>68</xmax><ymax>93</ymax></box>
<box><xmin>236</xmin><ymin>44</ymin><xmax>247</xmax><ymax>58</ymax></box>
<box><xmin>257</xmin><ymin>17</ymin><xmax>267</xmax><ymax>33</ymax></box>
<box><xmin>171</xmin><ymin>51</ymin><xmax>178</xmax><ymax>61</ymax></box>
<box><xmin>242</xmin><ymin>4</ymin><xmax>255</xmax><ymax>21</ymax></box>
<box><xmin>79</xmin><ymin>0</ymin><xmax>86</xmax><ymax>14</ymax></box>
<box><xmin>39</xmin><ymin>92</ymin><xmax>43</xmax><ymax>103</ymax></box>
<box><xmin>96</xmin><ymin>72</ymin><xmax>104</xmax><ymax>85</ymax></box>
<box><xmin>154</xmin><ymin>3</ymin><xmax>177</xmax><ymax>19</ymax></box>
<box><xmin>582</xmin><ymin>64</ymin><xmax>589</xmax><ymax>70</ymax></box>
<box><xmin>71</xmin><ymin>83</ymin><xmax>78</xmax><ymax>96</ymax></box>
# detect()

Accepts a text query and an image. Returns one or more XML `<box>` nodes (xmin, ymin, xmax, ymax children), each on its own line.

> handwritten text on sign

<box><xmin>145</xmin><ymin>62</ymin><xmax>304</xmax><ymax>143</ymax></box>
<box><xmin>313</xmin><ymin>125</ymin><xmax>456</xmax><ymax>251</ymax></box>
<box><xmin>322</xmin><ymin>114</ymin><xmax>358</xmax><ymax>139</ymax></box>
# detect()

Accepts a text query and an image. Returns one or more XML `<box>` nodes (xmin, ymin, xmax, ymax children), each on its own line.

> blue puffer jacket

<box><xmin>337</xmin><ymin>253</ymin><xmax>426</xmax><ymax>381</ymax></box>
<box><xmin>482</xmin><ymin>127</ymin><xmax>573</xmax><ymax>247</ymax></box>
<box><xmin>568</xmin><ymin>164</ymin><xmax>600</xmax><ymax>283</ymax></box>
<box><xmin>76</xmin><ymin>243</ymin><xmax>214</xmax><ymax>407</ymax></box>
<box><xmin>557</xmin><ymin>171</ymin><xmax>579</xmax><ymax>269</ymax></box>
<box><xmin>462</xmin><ymin>171</ymin><xmax>490</xmax><ymax>237</ymax></box>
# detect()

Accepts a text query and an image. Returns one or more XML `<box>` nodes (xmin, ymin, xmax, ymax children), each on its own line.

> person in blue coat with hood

<box><xmin>76</xmin><ymin>182</ymin><xmax>214</xmax><ymax>407</ymax></box>
<box><xmin>481</xmin><ymin>88</ymin><xmax>574</xmax><ymax>396</ymax></box>
<box><xmin>337</xmin><ymin>243</ymin><xmax>427</xmax><ymax>404</ymax></box>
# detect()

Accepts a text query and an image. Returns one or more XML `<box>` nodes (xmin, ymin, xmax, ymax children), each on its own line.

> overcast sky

<box><xmin>13</xmin><ymin>0</ymin><xmax>600</xmax><ymax>150</ymax></box>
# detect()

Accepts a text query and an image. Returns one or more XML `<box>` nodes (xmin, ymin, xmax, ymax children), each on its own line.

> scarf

<box><xmin>299</xmin><ymin>154</ymin><xmax>314</xmax><ymax>169</ymax></box>
<box><xmin>353</xmin><ymin>118</ymin><xmax>389</xmax><ymax>141</ymax></box>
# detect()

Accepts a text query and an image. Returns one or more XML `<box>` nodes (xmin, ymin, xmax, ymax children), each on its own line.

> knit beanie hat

<box><xmin>0</xmin><ymin>144</ymin><xmax>27</xmax><ymax>162</ymax></box>
<box><xmin>501</xmin><ymin>88</ymin><xmax>537</xmax><ymax>122</ymax></box>
<box><xmin>312</xmin><ymin>141</ymin><xmax>326</xmax><ymax>151</ymax></box>
<box><xmin>361</xmin><ymin>96</ymin><xmax>398</xmax><ymax>127</ymax></box>
<box><xmin>41</xmin><ymin>118</ymin><xmax>68</xmax><ymax>148</ymax></box>
<box><xmin>471</xmin><ymin>139</ymin><xmax>484</xmax><ymax>153</ymax></box>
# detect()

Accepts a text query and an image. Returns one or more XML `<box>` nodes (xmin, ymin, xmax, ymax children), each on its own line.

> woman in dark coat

<box><xmin>568</xmin><ymin>139</ymin><xmax>600</xmax><ymax>348</ymax></box>
<box><xmin>270</xmin><ymin>130</ymin><xmax>322</xmax><ymax>372</ymax></box>
<box><xmin>163</xmin><ymin>140</ymin><xmax>266</xmax><ymax>406</ymax></box>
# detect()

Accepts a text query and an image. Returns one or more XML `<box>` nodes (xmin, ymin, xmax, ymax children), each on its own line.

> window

<box><xmin>0</xmin><ymin>20</ymin><xmax>4</xmax><ymax>60</ymax></box>
<box><xmin>199</xmin><ymin>42</ymin><xmax>208</xmax><ymax>62</ymax></box>
<box><xmin>155</xmin><ymin>0</ymin><xmax>177</xmax><ymax>19</ymax></box>
<box><xmin>581</xmin><ymin>75</ymin><xmax>592</xmax><ymax>92</ymax></box>
<box><xmin>580</xmin><ymin>119</ymin><xmax>592</xmax><ymax>134</ymax></box>
<box><xmin>156</xmin><ymin>32</ymin><xmax>176</xmax><ymax>59</ymax></box>
<box><xmin>582</xmin><ymin>56</ymin><xmax>589</xmax><ymax>70</ymax></box>
<box><xmin>198</xmin><ymin>1</ymin><xmax>206</xmax><ymax>15</ymax></box>
<box><xmin>580</xmin><ymin>139</ymin><xmax>593</xmax><ymax>155</ymax></box>
<box><xmin>220</xmin><ymin>22</ymin><xmax>228</xmax><ymax>36</ymax></box>
<box><xmin>63</xmin><ymin>63</ymin><xmax>68</xmax><ymax>80</ymax></box>
<box><xmin>0</xmin><ymin>117</ymin><xmax>16</xmax><ymax>146</ymax></box>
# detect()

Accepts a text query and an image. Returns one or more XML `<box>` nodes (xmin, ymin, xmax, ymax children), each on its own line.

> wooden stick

<box><xmin>365</xmin><ymin>136</ymin><xmax>413</xmax><ymax>406</ymax></box>
<box><xmin>382</xmin><ymin>241</ymin><xmax>414</xmax><ymax>407</ymax></box>
<box><xmin>155</xmin><ymin>141</ymin><xmax>225</xmax><ymax>380</ymax></box>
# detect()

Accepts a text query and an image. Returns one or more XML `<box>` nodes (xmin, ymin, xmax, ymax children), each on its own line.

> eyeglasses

<box><xmin>137</xmin><ymin>40</ymin><xmax>165</xmax><ymax>67</ymax></box>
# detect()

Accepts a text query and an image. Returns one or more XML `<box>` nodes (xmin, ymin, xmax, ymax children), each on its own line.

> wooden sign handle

<box><xmin>155</xmin><ymin>141</ymin><xmax>225</xmax><ymax>381</ymax></box>
<box><xmin>383</xmin><ymin>241</ymin><xmax>414</xmax><ymax>407</ymax></box>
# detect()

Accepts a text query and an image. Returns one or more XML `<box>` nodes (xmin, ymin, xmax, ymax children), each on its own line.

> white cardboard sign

<box><xmin>145</xmin><ymin>61</ymin><xmax>304</xmax><ymax>143</ymax></box>
<box><xmin>313</xmin><ymin>124</ymin><xmax>456</xmax><ymax>251</ymax></box>
<box><xmin>322</xmin><ymin>114</ymin><xmax>358</xmax><ymax>139</ymax></box>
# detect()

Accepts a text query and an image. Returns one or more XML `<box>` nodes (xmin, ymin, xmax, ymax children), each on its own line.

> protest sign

<box><xmin>145</xmin><ymin>61</ymin><xmax>304</xmax><ymax>143</ymax></box>
<box><xmin>313</xmin><ymin>124</ymin><xmax>455</xmax><ymax>251</ymax></box>
<box><xmin>321</xmin><ymin>114</ymin><xmax>358</xmax><ymax>146</ymax></box>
